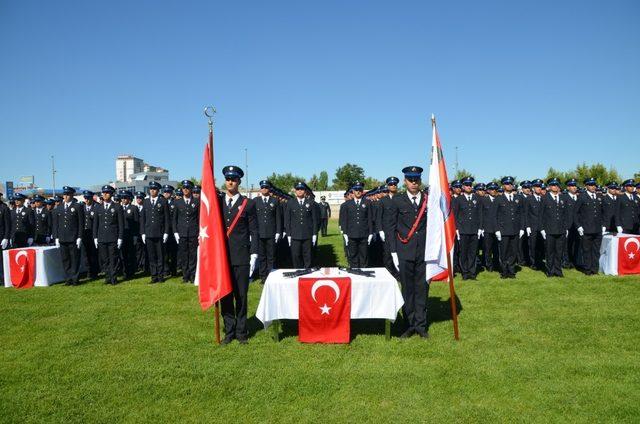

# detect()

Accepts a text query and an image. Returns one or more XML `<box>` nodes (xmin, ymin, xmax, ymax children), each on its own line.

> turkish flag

<box><xmin>618</xmin><ymin>235</ymin><xmax>640</xmax><ymax>275</ymax></box>
<box><xmin>195</xmin><ymin>133</ymin><xmax>233</xmax><ymax>310</ymax></box>
<box><xmin>9</xmin><ymin>248</ymin><xmax>36</xmax><ymax>289</ymax></box>
<box><xmin>298</xmin><ymin>277</ymin><xmax>351</xmax><ymax>343</ymax></box>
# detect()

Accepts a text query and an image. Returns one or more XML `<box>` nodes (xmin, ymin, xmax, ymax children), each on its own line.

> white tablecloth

<box><xmin>255</xmin><ymin>267</ymin><xmax>404</xmax><ymax>328</ymax></box>
<box><xmin>3</xmin><ymin>246</ymin><xmax>67</xmax><ymax>287</ymax></box>
<box><xmin>600</xmin><ymin>233</ymin><xmax>640</xmax><ymax>275</ymax></box>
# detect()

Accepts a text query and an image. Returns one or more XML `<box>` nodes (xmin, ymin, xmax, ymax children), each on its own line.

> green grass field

<box><xmin>1</xmin><ymin>219</ymin><xmax>639</xmax><ymax>423</ymax></box>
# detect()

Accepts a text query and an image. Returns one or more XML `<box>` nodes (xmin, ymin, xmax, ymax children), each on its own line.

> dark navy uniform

<box><xmin>342</xmin><ymin>181</ymin><xmax>373</xmax><ymax>268</ymax></box>
<box><xmin>173</xmin><ymin>181</ymin><xmax>200</xmax><ymax>283</ymax></box>
<box><xmin>51</xmin><ymin>187</ymin><xmax>84</xmax><ymax>285</ymax></box>
<box><xmin>134</xmin><ymin>192</ymin><xmax>147</xmax><ymax>273</ymax></box>
<box><xmin>163</xmin><ymin>185</ymin><xmax>178</xmax><ymax>277</ymax></box>
<box><xmin>602</xmin><ymin>185</ymin><xmax>618</xmax><ymax>232</ymax></box>
<box><xmin>524</xmin><ymin>180</ymin><xmax>545</xmax><ymax>270</ymax></box>
<box><xmin>93</xmin><ymin>186</ymin><xmax>124</xmax><ymax>284</ymax></box>
<box><xmin>379</xmin><ymin>178</ymin><xmax>401</xmax><ymax>279</ymax></box>
<box><xmin>254</xmin><ymin>180</ymin><xmax>281</xmax><ymax>281</ymax></box>
<box><xmin>140</xmin><ymin>181</ymin><xmax>170</xmax><ymax>283</ymax></box>
<box><xmin>562</xmin><ymin>179</ymin><xmax>580</xmax><ymax>268</ymax></box>
<box><xmin>493</xmin><ymin>177</ymin><xmax>524</xmax><ymax>278</ymax></box>
<box><xmin>0</xmin><ymin>200</ymin><xmax>11</xmax><ymax>278</ymax></box>
<box><xmin>285</xmin><ymin>182</ymin><xmax>319</xmax><ymax>269</ymax></box>
<box><xmin>319</xmin><ymin>197</ymin><xmax>331</xmax><ymax>236</ymax></box>
<box><xmin>481</xmin><ymin>183</ymin><xmax>500</xmax><ymax>272</ymax></box>
<box><xmin>81</xmin><ymin>193</ymin><xmax>100</xmax><ymax>279</ymax></box>
<box><xmin>32</xmin><ymin>197</ymin><xmax>51</xmax><ymax>245</ymax></box>
<box><xmin>452</xmin><ymin>177</ymin><xmax>483</xmax><ymax>279</ymax></box>
<box><xmin>575</xmin><ymin>178</ymin><xmax>604</xmax><ymax>275</ymax></box>
<box><xmin>10</xmin><ymin>194</ymin><xmax>34</xmax><ymax>248</ymax></box>
<box><xmin>541</xmin><ymin>180</ymin><xmax>568</xmax><ymax>277</ymax></box>
<box><xmin>615</xmin><ymin>180</ymin><xmax>639</xmax><ymax>234</ymax></box>
<box><xmin>120</xmin><ymin>191</ymin><xmax>140</xmax><ymax>279</ymax></box>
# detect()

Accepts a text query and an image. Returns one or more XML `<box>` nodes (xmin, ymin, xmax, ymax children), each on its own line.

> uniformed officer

<box><xmin>453</xmin><ymin>176</ymin><xmax>483</xmax><ymax>280</ymax></box>
<box><xmin>173</xmin><ymin>180</ymin><xmax>200</xmax><ymax>283</ymax></box>
<box><xmin>318</xmin><ymin>195</ymin><xmax>331</xmax><ymax>236</ymax></box>
<box><xmin>524</xmin><ymin>179</ymin><xmax>545</xmax><ymax>270</ymax></box>
<box><xmin>119</xmin><ymin>190</ymin><xmax>139</xmax><ymax>279</ymax></box>
<box><xmin>517</xmin><ymin>180</ymin><xmax>532</xmax><ymax>266</ymax></box>
<box><xmin>481</xmin><ymin>182</ymin><xmax>500</xmax><ymax>272</ymax></box>
<box><xmin>285</xmin><ymin>181</ymin><xmax>319</xmax><ymax>269</ymax></box>
<box><xmin>450</xmin><ymin>180</ymin><xmax>463</xmax><ymax>273</ymax></box>
<box><xmin>134</xmin><ymin>191</ymin><xmax>147</xmax><ymax>273</ymax></box>
<box><xmin>93</xmin><ymin>185</ymin><xmax>124</xmax><ymax>284</ymax></box>
<box><xmin>493</xmin><ymin>176</ymin><xmax>524</xmax><ymax>279</ymax></box>
<box><xmin>162</xmin><ymin>185</ymin><xmax>178</xmax><ymax>278</ymax></box>
<box><xmin>540</xmin><ymin>178</ymin><xmax>567</xmax><ymax>277</ymax></box>
<box><xmin>32</xmin><ymin>195</ymin><xmax>51</xmax><ymax>245</ymax></box>
<box><xmin>220</xmin><ymin>166</ymin><xmax>258</xmax><ymax>345</ymax></box>
<box><xmin>602</xmin><ymin>182</ymin><xmax>619</xmax><ymax>232</ymax></box>
<box><xmin>51</xmin><ymin>186</ymin><xmax>84</xmax><ymax>285</ymax></box>
<box><xmin>615</xmin><ymin>179</ymin><xmax>639</xmax><ymax>234</ymax></box>
<box><xmin>192</xmin><ymin>185</ymin><xmax>201</xmax><ymax>199</ymax></box>
<box><xmin>575</xmin><ymin>177</ymin><xmax>604</xmax><ymax>275</ymax></box>
<box><xmin>254</xmin><ymin>180</ymin><xmax>281</xmax><ymax>282</ymax></box>
<box><xmin>377</xmin><ymin>177</ymin><xmax>401</xmax><ymax>280</ymax></box>
<box><xmin>0</xmin><ymin>196</ymin><xmax>11</xmax><ymax>279</ymax></box>
<box><xmin>81</xmin><ymin>190</ymin><xmax>100</xmax><ymax>279</ymax></box>
<box><xmin>562</xmin><ymin>178</ymin><xmax>580</xmax><ymax>268</ymax></box>
<box><xmin>9</xmin><ymin>193</ymin><xmax>34</xmax><ymax>248</ymax></box>
<box><xmin>342</xmin><ymin>181</ymin><xmax>374</xmax><ymax>268</ymax></box>
<box><xmin>384</xmin><ymin>166</ymin><xmax>429</xmax><ymax>339</ymax></box>
<box><xmin>140</xmin><ymin>181</ymin><xmax>170</xmax><ymax>283</ymax></box>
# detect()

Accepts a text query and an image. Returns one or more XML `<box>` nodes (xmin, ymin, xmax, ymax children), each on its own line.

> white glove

<box><xmin>481</xmin><ymin>229</ymin><xmax>485</xmax><ymax>237</ymax></box>
<box><xmin>456</xmin><ymin>230</ymin><xmax>460</xmax><ymax>240</ymax></box>
<box><xmin>602</xmin><ymin>227</ymin><xmax>606</xmax><ymax>235</ymax></box>
<box><xmin>76</xmin><ymin>238</ymin><xmax>82</xmax><ymax>249</ymax></box>
<box><xmin>249</xmin><ymin>253</ymin><xmax>258</xmax><ymax>277</ymax></box>
<box><xmin>378</xmin><ymin>230</ymin><xmax>385</xmax><ymax>242</ymax></box>
<box><xmin>174</xmin><ymin>232</ymin><xmax>180</xmax><ymax>244</ymax></box>
<box><xmin>541</xmin><ymin>230</ymin><xmax>547</xmax><ymax>240</ymax></box>
<box><xmin>367</xmin><ymin>234</ymin><xmax>373</xmax><ymax>245</ymax></box>
<box><xmin>495</xmin><ymin>231</ymin><xmax>502</xmax><ymax>241</ymax></box>
<box><xmin>519</xmin><ymin>230</ymin><xmax>524</xmax><ymax>238</ymax></box>
<box><xmin>477</xmin><ymin>229</ymin><xmax>482</xmax><ymax>239</ymax></box>
<box><xmin>578</xmin><ymin>227</ymin><xmax>584</xmax><ymax>237</ymax></box>
<box><xmin>616</xmin><ymin>226</ymin><xmax>623</xmax><ymax>234</ymax></box>
<box><xmin>94</xmin><ymin>238</ymin><xmax>99</xmax><ymax>248</ymax></box>
<box><xmin>287</xmin><ymin>236</ymin><xmax>291</xmax><ymax>246</ymax></box>
<box><xmin>282</xmin><ymin>232</ymin><xmax>286</xmax><ymax>238</ymax></box>
<box><xmin>55</xmin><ymin>238</ymin><xmax>60</xmax><ymax>247</ymax></box>
<box><xmin>275</xmin><ymin>233</ymin><xmax>281</xmax><ymax>242</ymax></box>
<box><xmin>312</xmin><ymin>235</ymin><xmax>317</xmax><ymax>246</ymax></box>
<box><xmin>343</xmin><ymin>234</ymin><xmax>349</xmax><ymax>246</ymax></box>
<box><xmin>27</xmin><ymin>238</ymin><xmax>34</xmax><ymax>246</ymax></box>
<box><xmin>565</xmin><ymin>230</ymin><xmax>569</xmax><ymax>237</ymax></box>
<box><xmin>46</xmin><ymin>236</ymin><xmax>51</xmax><ymax>244</ymax></box>
<box><xmin>163</xmin><ymin>233</ymin><xmax>168</xmax><ymax>243</ymax></box>
<box><xmin>526</xmin><ymin>227</ymin><xmax>532</xmax><ymax>237</ymax></box>
<box><xmin>142</xmin><ymin>234</ymin><xmax>146</xmax><ymax>244</ymax></box>
<box><xmin>117</xmin><ymin>239</ymin><xmax>122</xmax><ymax>249</ymax></box>
<box><xmin>391</xmin><ymin>252</ymin><xmax>400</xmax><ymax>271</ymax></box>
<box><xmin>0</xmin><ymin>239</ymin><xmax>7</xmax><ymax>250</ymax></box>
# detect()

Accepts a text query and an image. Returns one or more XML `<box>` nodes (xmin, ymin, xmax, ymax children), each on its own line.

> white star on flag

<box><xmin>629</xmin><ymin>252</ymin><xmax>635</xmax><ymax>259</ymax></box>
<box><xmin>319</xmin><ymin>304</ymin><xmax>331</xmax><ymax>315</ymax></box>
<box><xmin>199</xmin><ymin>226</ymin><xmax>209</xmax><ymax>241</ymax></box>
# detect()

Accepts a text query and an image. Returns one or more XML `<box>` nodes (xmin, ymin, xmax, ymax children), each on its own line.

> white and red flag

<box><xmin>9</xmin><ymin>248</ymin><xmax>36</xmax><ymax>289</ymax></box>
<box><xmin>298</xmin><ymin>277</ymin><xmax>351</xmax><ymax>343</ymax></box>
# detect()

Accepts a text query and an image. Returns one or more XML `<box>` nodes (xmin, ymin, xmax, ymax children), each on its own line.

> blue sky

<box><xmin>1</xmin><ymin>0</ymin><xmax>638</xmax><ymax>190</ymax></box>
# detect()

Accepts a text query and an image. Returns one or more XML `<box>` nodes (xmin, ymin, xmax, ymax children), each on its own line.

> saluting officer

<box><xmin>452</xmin><ymin>176</ymin><xmax>483</xmax><ymax>280</ymax></box>
<box><xmin>615</xmin><ymin>179</ymin><xmax>639</xmax><ymax>234</ymax></box>
<box><xmin>32</xmin><ymin>195</ymin><xmax>51</xmax><ymax>245</ymax></box>
<box><xmin>254</xmin><ymin>180</ymin><xmax>281</xmax><ymax>282</ymax></box>
<box><xmin>524</xmin><ymin>179</ymin><xmax>545</xmax><ymax>270</ymax></box>
<box><xmin>93</xmin><ymin>186</ymin><xmax>124</xmax><ymax>284</ymax></box>
<box><xmin>319</xmin><ymin>196</ymin><xmax>331</xmax><ymax>237</ymax></box>
<box><xmin>540</xmin><ymin>178</ymin><xmax>567</xmax><ymax>277</ymax></box>
<box><xmin>162</xmin><ymin>185</ymin><xmax>178</xmax><ymax>278</ymax></box>
<box><xmin>602</xmin><ymin>182</ymin><xmax>619</xmax><ymax>233</ymax></box>
<box><xmin>493</xmin><ymin>176</ymin><xmax>524</xmax><ymax>279</ymax></box>
<box><xmin>140</xmin><ymin>181</ymin><xmax>170</xmax><ymax>283</ymax></box>
<box><xmin>51</xmin><ymin>186</ymin><xmax>84</xmax><ymax>285</ymax></box>
<box><xmin>81</xmin><ymin>190</ymin><xmax>100</xmax><ymax>279</ymax></box>
<box><xmin>119</xmin><ymin>190</ymin><xmax>139</xmax><ymax>279</ymax></box>
<box><xmin>220</xmin><ymin>166</ymin><xmax>258</xmax><ymax>345</ymax></box>
<box><xmin>575</xmin><ymin>177</ymin><xmax>604</xmax><ymax>275</ymax></box>
<box><xmin>481</xmin><ymin>182</ymin><xmax>500</xmax><ymax>272</ymax></box>
<box><xmin>342</xmin><ymin>181</ymin><xmax>374</xmax><ymax>268</ymax></box>
<box><xmin>285</xmin><ymin>181</ymin><xmax>319</xmax><ymax>269</ymax></box>
<box><xmin>384</xmin><ymin>166</ymin><xmax>429</xmax><ymax>339</ymax></box>
<box><xmin>10</xmin><ymin>193</ymin><xmax>34</xmax><ymax>248</ymax></box>
<box><xmin>173</xmin><ymin>180</ymin><xmax>200</xmax><ymax>283</ymax></box>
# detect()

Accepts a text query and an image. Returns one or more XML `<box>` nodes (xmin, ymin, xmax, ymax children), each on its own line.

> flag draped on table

<box><xmin>298</xmin><ymin>277</ymin><xmax>351</xmax><ymax>343</ymax></box>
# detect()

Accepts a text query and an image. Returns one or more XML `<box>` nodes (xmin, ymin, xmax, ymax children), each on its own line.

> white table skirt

<box><xmin>255</xmin><ymin>267</ymin><xmax>404</xmax><ymax>328</ymax></box>
<box><xmin>3</xmin><ymin>246</ymin><xmax>67</xmax><ymax>287</ymax></box>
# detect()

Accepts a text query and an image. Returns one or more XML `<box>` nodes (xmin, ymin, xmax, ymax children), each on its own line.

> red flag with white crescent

<box><xmin>298</xmin><ymin>277</ymin><xmax>351</xmax><ymax>343</ymax></box>
<box><xmin>618</xmin><ymin>235</ymin><xmax>640</xmax><ymax>275</ymax></box>
<box><xmin>195</xmin><ymin>134</ymin><xmax>233</xmax><ymax>310</ymax></box>
<box><xmin>9</xmin><ymin>248</ymin><xmax>36</xmax><ymax>289</ymax></box>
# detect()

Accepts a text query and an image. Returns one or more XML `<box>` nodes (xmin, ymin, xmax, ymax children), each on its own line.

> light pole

<box><xmin>51</xmin><ymin>155</ymin><xmax>57</xmax><ymax>196</ymax></box>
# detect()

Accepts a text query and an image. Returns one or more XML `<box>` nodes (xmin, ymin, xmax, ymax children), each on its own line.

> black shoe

<box><xmin>157</xmin><ymin>277</ymin><xmax>165</xmax><ymax>283</ymax></box>
<box><xmin>415</xmin><ymin>329</ymin><xmax>430</xmax><ymax>339</ymax></box>
<box><xmin>400</xmin><ymin>328</ymin><xmax>415</xmax><ymax>339</ymax></box>
<box><xmin>150</xmin><ymin>277</ymin><xmax>157</xmax><ymax>284</ymax></box>
<box><xmin>237</xmin><ymin>337</ymin><xmax>248</xmax><ymax>345</ymax></box>
<box><xmin>500</xmin><ymin>275</ymin><xmax>509</xmax><ymax>279</ymax></box>
<box><xmin>221</xmin><ymin>335</ymin><xmax>235</xmax><ymax>345</ymax></box>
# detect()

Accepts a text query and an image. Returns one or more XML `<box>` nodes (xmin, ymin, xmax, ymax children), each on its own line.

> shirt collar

<box><xmin>226</xmin><ymin>193</ymin><xmax>240</xmax><ymax>205</ymax></box>
<box><xmin>407</xmin><ymin>192</ymin><xmax>422</xmax><ymax>203</ymax></box>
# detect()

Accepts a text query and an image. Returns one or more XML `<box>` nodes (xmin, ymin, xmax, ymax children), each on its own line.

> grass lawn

<box><xmin>1</xmin><ymin>218</ymin><xmax>639</xmax><ymax>423</ymax></box>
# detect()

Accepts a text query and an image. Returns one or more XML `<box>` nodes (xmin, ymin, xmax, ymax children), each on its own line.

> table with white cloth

<box><xmin>600</xmin><ymin>233</ymin><xmax>640</xmax><ymax>276</ymax></box>
<box><xmin>255</xmin><ymin>267</ymin><xmax>404</xmax><ymax>341</ymax></box>
<box><xmin>3</xmin><ymin>246</ymin><xmax>67</xmax><ymax>288</ymax></box>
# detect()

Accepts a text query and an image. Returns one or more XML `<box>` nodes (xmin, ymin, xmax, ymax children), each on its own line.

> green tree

<box><xmin>332</xmin><ymin>163</ymin><xmax>365</xmax><ymax>190</ymax></box>
<box><xmin>546</xmin><ymin>163</ymin><xmax>621</xmax><ymax>186</ymax></box>
<box><xmin>308</xmin><ymin>174</ymin><xmax>320</xmax><ymax>190</ymax></box>
<box><xmin>453</xmin><ymin>168</ymin><xmax>474</xmax><ymax>181</ymax></box>
<box><xmin>364</xmin><ymin>176</ymin><xmax>383</xmax><ymax>190</ymax></box>
<box><xmin>318</xmin><ymin>171</ymin><xmax>329</xmax><ymax>191</ymax></box>
<box><xmin>267</xmin><ymin>172</ymin><xmax>305</xmax><ymax>193</ymax></box>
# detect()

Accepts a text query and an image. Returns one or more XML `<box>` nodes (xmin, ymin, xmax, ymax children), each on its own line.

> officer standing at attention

<box><xmin>134</xmin><ymin>191</ymin><xmax>147</xmax><ymax>273</ymax></box>
<box><xmin>574</xmin><ymin>177</ymin><xmax>604</xmax><ymax>275</ymax></box>
<box><xmin>452</xmin><ymin>176</ymin><xmax>483</xmax><ymax>280</ymax></box>
<box><xmin>616</xmin><ymin>179</ymin><xmax>639</xmax><ymax>234</ymax></box>
<box><xmin>562</xmin><ymin>178</ymin><xmax>580</xmax><ymax>268</ymax></box>
<box><xmin>517</xmin><ymin>181</ymin><xmax>532</xmax><ymax>266</ymax></box>
<box><xmin>384</xmin><ymin>166</ymin><xmax>429</xmax><ymax>339</ymax></box>
<box><xmin>493</xmin><ymin>176</ymin><xmax>524</xmax><ymax>279</ymax></box>
<box><xmin>140</xmin><ymin>181</ymin><xmax>170</xmax><ymax>283</ymax></box>
<box><xmin>119</xmin><ymin>190</ymin><xmax>139</xmax><ymax>279</ymax></box>
<box><xmin>51</xmin><ymin>186</ymin><xmax>84</xmax><ymax>285</ymax></box>
<box><xmin>93</xmin><ymin>186</ymin><xmax>124</xmax><ymax>285</ymax></box>
<box><xmin>319</xmin><ymin>196</ymin><xmax>331</xmax><ymax>236</ymax></box>
<box><xmin>481</xmin><ymin>182</ymin><xmax>500</xmax><ymax>272</ymax></box>
<box><xmin>10</xmin><ymin>193</ymin><xmax>34</xmax><ymax>248</ymax></box>
<box><xmin>0</xmin><ymin>195</ymin><xmax>10</xmax><ymax>279</ymax></box>
<box><xmin>342</xmin><ymin>181</ymin><xmax>374</xmax><ymax>268</ymax></box>
<box><xmin>540</xmin><ymin>178</ymin><xmax>567</xmax><ymax>277</ymax></box>
<box><xmin>81</xmin><ymin>190</ymin><xmax>100</xmax><ymax>279</ymax></box>
<box><xmin>162</xmin><ymin>185</ymin><xmax>178</xmax><ymax>278</ymax></box>
<box><xmin>525</xmin><ymin>179</ymin><xmax>545</xmax><ymax>270</ymax></box>
<box><xmin>220</xmin><ymin>166</ymin><xmax>258</xmax><ymax>345</ymax></box>
<box><xmin>32</xmin><ymin>195</ymin><xmax>51</xmax><ymax>245</ymax></box>
<box><xmin>602</xmin><ymin>182</ymin><xmax>618</xmax><ymax>233</ymax></box>
<box><xmin>285</xmin><ymin>181</ymin><xmax>319</xmax><ymax>269</ymax></box>
<box><xmin>173</xmin><ymin>180</ymin><xmax>200</xmax><ymax>284</ymax></box>
<box><xmin>254</xmin><ymin>180</ymin><xmax>281</xmax><ymax>282</ymax></box>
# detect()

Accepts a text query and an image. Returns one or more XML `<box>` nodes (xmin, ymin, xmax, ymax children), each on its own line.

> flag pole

<box><xmin>431</xmin><ymin>114</ymin><xmax>460</xmax><ymax>341</ymax></box>
<box><xmin>205</xmin><ymin>106</ymin><xmax>221</xmax><ymax>345</ymax></box>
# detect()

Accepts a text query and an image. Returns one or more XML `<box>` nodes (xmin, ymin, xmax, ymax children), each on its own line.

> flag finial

<box><xmin>204</xmin><ymin>106</ymin><xmax>216</xmax><ymax>129</ymax></box>
<box><xmin>431</xmin><ymin>113</ymin><xmax>436</xmax><ymax>127</ymax></box>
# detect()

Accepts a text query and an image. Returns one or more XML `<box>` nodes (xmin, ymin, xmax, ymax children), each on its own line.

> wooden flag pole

<box><xmin>205</xmin><ymin>106</ymin><xmax>222</xmax><ymax>345</ymax></box>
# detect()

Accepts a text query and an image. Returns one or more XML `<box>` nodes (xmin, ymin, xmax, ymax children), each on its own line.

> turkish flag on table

<box><xmin>618</xmin><ymin>236</ymin><xmax>640</xmax><ymax>275</ymax></box>
<box><xmin>298</xmin><ymin>277</ymin><xmax>351</xmax><ymax>343</ymax></box>
<box><xmin>9</xmin><ymin>248</ymin><xmax>36</xmax><ymax>289</ymax></box>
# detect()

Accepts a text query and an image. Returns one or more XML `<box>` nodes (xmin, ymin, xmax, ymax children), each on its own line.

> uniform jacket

<box><xmin>172</xmin><ymin>197</ymin><xmax>200</xmax><ymax>238</ymax></box>
<box><xmin>52</xmin><ymin>202</ymin><xmax>84</xmax><ymax>242</ymax></box>
<box><xmin>221</xmin><ymin>194</ymin><xmax>258</xmax><ymax>266</ymax></box>
<box><xmin>140</xmin><ymin>197</ymin><xmax>170</xmax><ymax>238</ymax></box>
<box><xmin>93</xmin><ymin>202</ymin><xmax>124</xmax><ymax>242</ymax></box>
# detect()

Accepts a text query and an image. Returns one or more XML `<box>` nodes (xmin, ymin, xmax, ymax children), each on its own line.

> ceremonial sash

<box><xmin>397</xmin><ymin>195</ymin><xmax>428</xmax><ymax>244</ymax></box>
<box><xmin>226</xmin><ymin>198</ymin><xmax>248</xmax><ymax>238</ymax></box>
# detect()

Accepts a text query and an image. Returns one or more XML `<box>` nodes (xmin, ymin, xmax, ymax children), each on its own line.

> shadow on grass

<box><xmin>313</xmin><ymin>243</ymin><xmax>339</xmax><ymax>268</ymax></box>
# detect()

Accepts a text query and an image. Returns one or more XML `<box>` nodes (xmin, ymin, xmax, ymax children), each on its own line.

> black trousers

<box><xmin>528</xmin><ymin>231</ymin><xmax>545</xmax><ymax>269</ymax></box>
<box><xmin>99</xmin><ymin>242</ymin><xmax>119</xmax><ymax>283</ymax></box>
<box><xmin>347</xmin><ymin>237</ymin><xmax>368</xmax><ymax>268</ymax></box>
<box><xmin>453</xmin><ymin>239</ymin><xmax>461</xmax><ymax>273</ymax></box>
<box><xmin>221</xmin><ymin>264</ymin><xmax>249</xmax><ymax>339</ymax></box>
<box><xmin>135</xmin><ymin>237</ymin><xmax>147</xmax><ymax>273</ymax></box>
<box><xmin>34</xmin><ymin>234</ymin><xmax>48</xmax><ymax>245</ymax></box>
<box><xmin>164</xmin><ymin>237</ymin><xmax>177</xmax><ymax>277</ymax></box>
<box><xmin>178</xmin><ymin>236</ymin><xmax>198</xmax><ymax>282</ymax></box>
<box><xmin>258</xmin><ymin>237</ymin><xmax>275</xmax><ymax>280</ymax></box>
<box><xmin>581</xmin><ymin>233</ymin><xmax>602</xmax><ymax>274</ymax></box>
<box><xmin>499</xmin><ymin>235</ymin><xmax>518</xmax><ymax>276</ymax></box>
<box><xmin>146</xmin><ymin>237</ymin><xmax>164</xmax><ymax>278</ymax></box>
<box><xmin>564</xmin><ymin>226</ymin><xmax>580</xmax><ymax>268</ymax></box>
<box><xmin>121</xmin><ymin>235</ymin><xmax>137</xmax><ymax>278</ymax></box>
<box><xmin>483</xmin><ymin>233</ymin><xmax>500</xmax><ymax>272</ymax></box>
<box><xmin>59</xmin><ymin>241</ymin><xmax>80</xmax><ymax>283</ymax></box>
<box><xmin>12</xmin><ymin>233</ymin><xmax>28</xmax><ymax>248</ymax></box>
<box><xmin>518</xmin><ymin>233</ymin><xmax>528</xmax><ymax>265</ymax></box>
<box><xmin>290</xmin><ymin>238</ymin><xmax>312</xmax><ymax>268</ymax></box>
<box><xmin>622</xmin><ymin>226</ymin><xmax>639</xmax><ymax>235</ymax></box>
<box><xmin>545</xmin><ymin>234</ymin><xmax>564</xmax><ymax>276</ymax></box>
<box><xmin>320</xmin><ymin>218</ymin><xmax>329</xmax><ymax>236</ymax></box>
<box><xmin>399</xmin><ymin>259</ymin><xmax>429</xmax><ymax>332</ymax></box>
<box><xmin>82</xmin><ymin>229</ymin><xmax>100</xmax><ymax>278</ymax></box>
<box><xmin>459</xmin><ymin>234</ymin><xmax>479</xmax><ymax>278</ymax></box>
<box><xmin>382</xmin><ymin>237</ymin><xmax>400</xmax><ymax>279</ymax></box>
